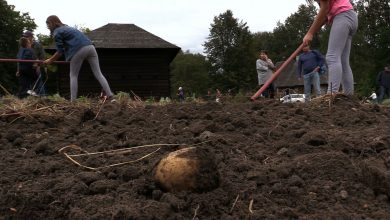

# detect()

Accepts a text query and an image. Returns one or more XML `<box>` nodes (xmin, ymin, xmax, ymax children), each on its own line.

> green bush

<box><xmin>116</xmin><ymin>91</ymin><xmax>131</xmax><ymax>101</ymax></box>
<box><xmin>381</xmin><ymin>99</ymin><xmax>390</xmax><ymax>105</ymax></box>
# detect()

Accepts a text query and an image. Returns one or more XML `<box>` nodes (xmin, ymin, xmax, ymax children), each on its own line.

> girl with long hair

<box><xmin>44</xmin><ymin>15</ymin><xmax>114</xmax><ymax>101</ymax></box>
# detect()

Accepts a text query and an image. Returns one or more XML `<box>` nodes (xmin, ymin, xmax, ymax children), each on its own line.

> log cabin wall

<box><xmin>57</xmin><ymin>48</ymin><xmax>178</xmax><ymax>98</ymax></box>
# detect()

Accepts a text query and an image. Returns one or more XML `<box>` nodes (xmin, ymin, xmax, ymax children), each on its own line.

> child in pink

<box><xmin>304</xmin><ymin>0</ymin><xmax>358</xmax><ymax>95</ymax></box>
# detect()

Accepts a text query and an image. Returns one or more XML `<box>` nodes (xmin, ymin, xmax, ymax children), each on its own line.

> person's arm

<box><xmin>16</xmin><ymin>65</ymin><xmax>20</xmax><ymax>76</ymax></box>
<box><xmin>29</xmin><ymin>49</ymin><xmax>39</xmax><ymax>70</ymax></box>
<box><xmin>303</xmin><ymin>0</ymin><xmax>330</xmax><ymax>45</ymax></box>
<box><xmin>376</xmin><ymin>72</ymin><xmax>382</xmax><ymax>85</ymax></box>
<box><xmin>309</xmin><ymin>51</ymin><xmax>320</xmax><ymax>72</ymax></box>
<box><xmin>43</xmin><ymin>51</ymin><xmax>62</xmax><ymax>65</ymax></box>
<box><xmin>256</xmin><ymin>60</ymin><xmax>268</xmax><ymax>71</ymax></box>
<box><xmin>44</xmin><ymin>31</ymin><xmax>65</xmax><ymax>65</ymax></box>
<box><xmin>267</xmin><ymin>59</ymin><xmax>275</xmax><ymax>71</ymax></box>
<box><xmin>297</xmin><ymin>57</ymin><xmax>303</xmax><ymax>78</ymax></box>
<box><xmin>15</xmin><ymin>49</ymin><xmax>22</xmax><ymax>76</ymax></box>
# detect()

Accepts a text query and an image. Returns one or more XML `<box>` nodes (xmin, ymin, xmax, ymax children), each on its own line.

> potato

<box><xmin>154</xmin><ymin>147</ymin><xmax>220</xmax><ymax>192</ymax></box>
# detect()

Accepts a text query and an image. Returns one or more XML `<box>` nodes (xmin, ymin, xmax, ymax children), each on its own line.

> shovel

<box><xmin>27</xmin><ymin>70</ymin><xmax>43</xmax><ymax>97</ymax></box>
<box><xmin>0</xmin><ymin>58</ymin><xmax>67</xmax><ymax>96</ymax></box>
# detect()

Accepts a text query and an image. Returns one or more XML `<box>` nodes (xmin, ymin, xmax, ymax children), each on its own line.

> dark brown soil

<box><xmin>1</xmin><ymin>95</ymin><xmax>390</xmax><ymax>219</ymax></box>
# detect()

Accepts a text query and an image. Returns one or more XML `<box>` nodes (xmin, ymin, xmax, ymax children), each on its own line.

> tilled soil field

<box><xmin>0</xmin><ymin>95</ymin><xmax>390</xmax><ymax>219</ymax></box>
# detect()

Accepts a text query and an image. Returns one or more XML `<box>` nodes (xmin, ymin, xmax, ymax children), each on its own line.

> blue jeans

<box><xmin>304</xmin><ymin>71</ymin><xmax>321</xmax><ymax>101</ymax></box>
<box><xmin>378</xmin><ymin>86</ymin><xmax>390</xmax><ymax>103</ymax></box>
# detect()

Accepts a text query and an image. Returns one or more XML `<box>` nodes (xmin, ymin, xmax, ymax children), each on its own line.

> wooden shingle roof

<box><xmin>86</xmin><ymin>23</ymin><xmax>180</xmax><ymax>49</ymax></box>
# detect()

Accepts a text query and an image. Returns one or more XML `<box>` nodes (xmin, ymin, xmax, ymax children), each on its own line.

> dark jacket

<box><xmin>297</xmin><ymin>50</ymin><xmax>325</xmax><ymax>77</ymax></box>
<box><xmin>17</xmin><ymin>48</ymin><xmax>36</xmax><ymax>72</ymax></box>
<box><xmin>53</xmin><ymin>25</ymin><xmax>92</xmax><ymax>61</ymax></box>
<box><xmin>377</xmin><ymin>70</ymin><xmax>390</xmax><ymax>88</ymax></box>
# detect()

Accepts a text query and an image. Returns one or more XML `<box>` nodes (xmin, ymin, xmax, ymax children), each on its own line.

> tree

<box><xmin>0</xmin><ymin>0</ymin><xmax>36</xmax><ymax>95</ymax></box>
<box><xmin>170</xmin><ymin>51</ymin><xmax>210</xmax><ymax>98</ymax></box>
<box><xmin>37</xmin><ymin>24</ymin><xmax>91</xmax><ymax>47</ymax></box>
<box><xmin>252</xmin><ymin>31</ymin><xmax>274</xmax><ymax>55</ymax></box>
<box><xmin>204</xmin><ymin>10</ymin><xmax>256</xmax><ymax>93</ymax></box>
<box><xmin>251</xmin><ymin>1</ymin><xmax>389</xmax><ymax>97</ymax></box>
<box><xmin>262</xmin><ymin>4</ymin><xmax>319</xmax><ymax>62</ymax></box>
<box><xmin>36</xmin><ymin>34</ymin><xmax>53</xmax><ymax>47</ymax></box>
<box><xmin>352</xmin><ymin>0</ymin><xmax>390</xmax><ymax>95</ymax></box>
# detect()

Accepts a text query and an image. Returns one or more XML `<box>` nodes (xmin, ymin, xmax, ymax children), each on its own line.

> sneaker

<box><xmin>27</xmin><ymin>90</ymin><xmax>38</xmax><ymax>96</ymax></box>
<box><xmin>107</xmin><ymin>96</ymin><xmax>117</xmax><ymax>103</ymax></box>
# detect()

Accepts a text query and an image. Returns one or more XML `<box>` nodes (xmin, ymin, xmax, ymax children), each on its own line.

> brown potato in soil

<box><xmin>154</xmin><ymin>147</ymin><xmax>220</xmax><ymax>192</ymax></box>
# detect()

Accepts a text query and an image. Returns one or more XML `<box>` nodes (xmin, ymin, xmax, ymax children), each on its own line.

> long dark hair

<box><xmin>19</xmin><ymin>37</ymin><xmax>30</xmax><ymax>48</ymax></box>
<box><xmin>46</xmin><ymin>15</ymin><xmax>64</xmax><ymax>34</ymax></box>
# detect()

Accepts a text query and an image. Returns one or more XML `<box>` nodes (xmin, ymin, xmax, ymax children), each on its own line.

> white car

<box><xmin>280</xmin><ymin>94</ymin><xmax>306</xmax><ymax>103</ymax></box>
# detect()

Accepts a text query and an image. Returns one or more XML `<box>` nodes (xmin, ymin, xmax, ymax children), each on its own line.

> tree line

<box><xmin>171</xmin><ymin>0</ymin><xmax>389</xmax><ymax>98</ymax></box>
<box><xmin>0</xmin><ymin>0</ymin><xmax>388</xmax><ymax>98</ymax></box>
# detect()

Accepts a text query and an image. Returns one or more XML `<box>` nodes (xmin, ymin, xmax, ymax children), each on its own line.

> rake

<box><xmin>251</xmin><ymin>43</ymin><xmax>305</xmax><ymax>101</ymax></box>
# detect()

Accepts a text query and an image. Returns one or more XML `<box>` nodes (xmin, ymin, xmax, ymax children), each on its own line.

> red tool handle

<box><xmin>251</xmin><ymin>43</ymin><xmax>305</xmax><ymax>101</ymax></box>
<box><xmin>0</xmin><ymin>58</ymin><xmax>69</xmax><ymax>64</ymax></box>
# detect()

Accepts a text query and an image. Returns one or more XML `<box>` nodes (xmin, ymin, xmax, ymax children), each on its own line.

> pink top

<box><xmin>327</xmin><ymin>0</ymin><xmax>353</xmax><ymax>23</ymax></box>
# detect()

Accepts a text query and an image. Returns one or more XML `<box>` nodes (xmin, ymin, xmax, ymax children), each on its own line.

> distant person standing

<box><xmin>284</xmin><ymin>88</ymin><xmax>290</xmax><ymax>96</ymax></box>
<box><xmin>304</xmin><ymin>0</ymin><xmax>358</xmax><ymax>95</ymax></box>
<box><xmin>43</xmin><ymin>15</ymin><xmax>114</xmax><ymax>102</ymax></box>
<box><xmin>16</xmin><ymin>37</ymin><xmax>36</xmax><ymax>98</ymax></box>
<box><xmin>177</xmin><ymin>87</ymin><xmax>185</xmax><ymax>102</ymax></box>
<box><xmin>376</xmin><ymin>64</ymin><xmax>390</xmax><ymax>103</ymax></box>
<box><xmin>206</xmin><ymin>89</ymin><xmax>212</xmax><ymax>101</ymax></box>
<box><xmin>297</xmin><ymin>45</ymin><xmax>325</xmax><ymax>101</ymax></box>
<box><xmin>22</xmin><ymin>30</ymin><xmax>46</xmax><ymax>96</ymax></box>
<box><xmin>215</xmin><ymin>89</ymin><xmax>222</xmax><ymax>102</ymax></box>
<box><xmin>256</xmin><ymin>50</ymin><xmax>275</xmax><ymax>98</ymax></box>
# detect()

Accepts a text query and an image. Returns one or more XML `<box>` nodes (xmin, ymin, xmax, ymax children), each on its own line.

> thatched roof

<box><xmin>274</xmin><ymin>61</ymin><xmax>328</xmax><ymax>88</ymax></box>
<box><xmin>86</xmin><ymin>23</ymin><xmax>180</xmax><ymax>49</ymax></box>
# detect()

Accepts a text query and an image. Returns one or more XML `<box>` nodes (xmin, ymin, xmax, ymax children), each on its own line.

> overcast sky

<box><xmin>7</xmin><ymin>0</ymin><xmax>307</xmax><ymax>53</ymax></box>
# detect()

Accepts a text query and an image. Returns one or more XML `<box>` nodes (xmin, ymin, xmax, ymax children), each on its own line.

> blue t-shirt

<box><xmin>53</xmin><ymin>25</ymin><xmax>92</xmax><ymax>61</ymax></box>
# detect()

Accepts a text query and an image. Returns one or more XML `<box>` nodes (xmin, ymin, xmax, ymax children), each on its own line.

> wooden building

<box><xmin>274</xmin><ymin>60</ymin><xmax>328</xmax><ymax>97</ymax></box>
<box><xmin>47</xmin><ymin>23</ymin><xmax>180</xmax><ymax>98</ymax></box>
